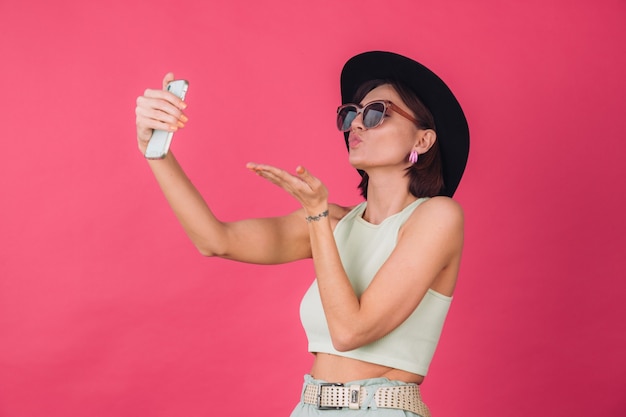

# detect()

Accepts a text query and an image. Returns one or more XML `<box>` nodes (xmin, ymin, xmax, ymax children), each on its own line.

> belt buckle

<box><xmin>317</xmin><ymin>382</ymin><xmax>344</xmax><ymax>410</ymax></box>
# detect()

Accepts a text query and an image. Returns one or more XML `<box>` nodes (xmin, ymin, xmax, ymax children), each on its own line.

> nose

<box><xmin>350</xmin><ymin>110</ymin><xmax>366</xmax><ymax>131</ymax></box>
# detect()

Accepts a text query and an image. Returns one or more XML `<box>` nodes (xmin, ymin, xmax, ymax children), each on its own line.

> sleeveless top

<box><xmin>299</xmin><ymin>198</ymin><xmax>452</xmax><ymax>376</ymax></box>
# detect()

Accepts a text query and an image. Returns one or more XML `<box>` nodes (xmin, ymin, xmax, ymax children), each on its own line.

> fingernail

<box><xmin>180</xmin><ymin>114</ymin><xmax>189</xmax><ymax>123</ymax></box>
<box><xmin>177</xmin><ymin>121</ymin><xmax>185</xmax><ymax>128</ymax></box>
<box><xmin>180</xmin><ymin>102</ymin><xmax>187</xmax><ymax>110</ymax></box>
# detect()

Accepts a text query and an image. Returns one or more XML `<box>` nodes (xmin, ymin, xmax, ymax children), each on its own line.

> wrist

<box><xmin>305</xmin><ymin>209</ymin><xmax>329</xmax><ymax>223</ymax></box>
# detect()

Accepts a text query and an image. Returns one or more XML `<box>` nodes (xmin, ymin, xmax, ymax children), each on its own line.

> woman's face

<box><xmin>347</xmin><ymin>84</ymin><xmax>419</xmax><ymax>172</ymax></box>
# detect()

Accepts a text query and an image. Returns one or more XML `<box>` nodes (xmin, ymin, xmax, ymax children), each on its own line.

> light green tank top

<box><xmin>299</xmin><ymin>198</ymin><xmax>452</xmax><ymax>376</ymax></box>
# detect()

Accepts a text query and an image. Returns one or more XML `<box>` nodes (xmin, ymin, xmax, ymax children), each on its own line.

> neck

<box><xmin>363</xmin><ymin>170</ymin><xmax>416</xmax><ymax>224</ymax></box>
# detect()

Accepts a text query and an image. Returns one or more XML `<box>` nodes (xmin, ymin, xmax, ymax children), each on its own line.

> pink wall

<box><xmin>1</xmin><ymin>1</ymin><xmax>625</xmax><ymax>416</ymax></box>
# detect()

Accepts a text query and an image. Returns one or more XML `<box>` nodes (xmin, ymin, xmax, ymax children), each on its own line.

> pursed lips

<box><xmin>348</xmin><ymin>134</ymin><xmax>362</xmax><ymax>148</ymax></box>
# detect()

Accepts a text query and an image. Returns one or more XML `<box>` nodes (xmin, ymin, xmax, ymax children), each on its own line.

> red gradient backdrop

<box><xmin>1</xmin><ymin>1</ymin><xmax>625</xmax><ymax>416</ymax></box>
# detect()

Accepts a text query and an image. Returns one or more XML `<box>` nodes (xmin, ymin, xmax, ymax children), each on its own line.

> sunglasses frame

<box><xmin>336</xmin><ymin>100</ymin><xmax>419</xmax><ymax>132</ymax></box>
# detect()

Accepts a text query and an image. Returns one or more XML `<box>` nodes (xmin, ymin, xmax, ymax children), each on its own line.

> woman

<box><xmin>135</xmin><ymin>51</ymin><xmax>469</xmax><ymax>416</ymax></box>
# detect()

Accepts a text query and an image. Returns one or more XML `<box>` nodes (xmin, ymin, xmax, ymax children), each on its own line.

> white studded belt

<box><xmin>303</xmin><ymin>382</ymin><xmax>431</xmax><ymax>417</ymax></box>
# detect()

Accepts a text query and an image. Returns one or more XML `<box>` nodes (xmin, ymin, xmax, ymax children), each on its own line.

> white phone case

<box><xmin>144</xmin><ymin>80</ymin><xmax>189</xmax><ymax>159</ymax></box>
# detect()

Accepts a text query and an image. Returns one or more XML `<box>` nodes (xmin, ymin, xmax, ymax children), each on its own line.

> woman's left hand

<box><xmin>246</xmin><ymin>163</ymin><xmax>328</xmax><ymax>215</ymax></box>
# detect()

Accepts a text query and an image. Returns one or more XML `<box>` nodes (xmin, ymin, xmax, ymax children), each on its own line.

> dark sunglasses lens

<box><xmin>362</xmin><ymin>102</ymin><xmax>385</xmax><ymax>128</ymax></box>
<box><xmin>337</xmin><ymin>106</ymin><xmax>357</xmax><ymax>131</ymax></box>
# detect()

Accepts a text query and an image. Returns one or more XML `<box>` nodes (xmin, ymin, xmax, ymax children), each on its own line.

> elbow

<box><xmin>194</xmin><ymin>240</ymin><xmax>227</xmax><ymax>258</ymax></box>
<box><xmin>190</xmin><ymin>226</ymin><xmax>231</xmax><ymax>258</ymax></box>
<box><xmin>332</xmin><ymin>342</ymin><xmax>354</xmax><ymax>353</ymax></box>
<box><xmin>330</xmin><ymin>321</ymin><xmax>381</xmax><ymax>351</ymax></box>
<box><xmin>331</xmin><ymin>332</ymin><xmax>363</xmax><ymax>352</ymax></box>
<box><xmin>196</xmin><ymin>246</ymin><xmax>216</xmax><ymax>257</ymax></box>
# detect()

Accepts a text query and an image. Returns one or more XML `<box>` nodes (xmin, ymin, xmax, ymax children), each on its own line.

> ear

<box><xmin>414</xmin><ymin>129</ymin><xmax>437</xmax><ymax>154</ymax></box>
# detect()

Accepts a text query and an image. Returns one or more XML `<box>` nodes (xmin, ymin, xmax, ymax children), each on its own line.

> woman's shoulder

<box><xmin>396</xmin><ymin>197</ymin><xmax>464</xmax><ymax>261</ymax></box>
<box><xmin>409</xmin><ymin>196</ymin><xmax>464</xmax><ymax>227</ymax></box>
<box><xmin>420</xmin><ymin>195</ymin><xmax>463</xmax><ymax>212</ymax></box>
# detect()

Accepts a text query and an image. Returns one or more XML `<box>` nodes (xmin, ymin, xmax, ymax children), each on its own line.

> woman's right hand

<box><xmin>134</xmin><ymin>74</ymin><xmax>314</xmax><ymax>265</ymax></box>
<box><xmin>135</xmin><ymin>72</ymin><xmax>188</xmax><ymax>155</ymax></box>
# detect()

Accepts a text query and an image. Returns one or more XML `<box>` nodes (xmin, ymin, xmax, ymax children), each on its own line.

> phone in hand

<box><xmin>144</xmin><ymin>79</ymin><xmax>189</xmax><ymax>159</ymax></box>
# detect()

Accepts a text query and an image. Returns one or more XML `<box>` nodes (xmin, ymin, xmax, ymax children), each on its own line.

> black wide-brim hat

<box><xmin>340</xmin><ymin>51</ymin><xmax>470</xmax><ymax>197</ymax></box>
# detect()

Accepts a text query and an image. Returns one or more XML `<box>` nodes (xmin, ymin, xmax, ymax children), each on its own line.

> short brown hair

<box><xmin>351</xmin><ymin>79</ymin><xmax>444</xmax><ymax>199</ymax></box>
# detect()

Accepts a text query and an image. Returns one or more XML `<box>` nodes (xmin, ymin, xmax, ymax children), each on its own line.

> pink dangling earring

<box><xmin>409</xmin><ymin>150</ymin><xmax>419</xmax><ymax>164</ymax></box>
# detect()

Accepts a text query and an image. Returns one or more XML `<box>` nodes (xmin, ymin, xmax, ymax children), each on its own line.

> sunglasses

<box><xmin>336</xmin><ymin>100</ymin><xmax>418</xmax><ymax>132</ymax></box>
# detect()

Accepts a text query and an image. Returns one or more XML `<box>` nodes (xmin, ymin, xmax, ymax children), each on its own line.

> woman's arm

<box><xmin>245</xmin><ymin>161</ymin><xmax>464</xmax><ymax>351</ymax></box>
<box><xmin>136</xmin><ymin>74</ymin><xmax>312</xmax><ymax>264</ymax></box>
<box><xmin>148</xmin><ymin>154</ymin><xmax>312</xmax><ymax>264</ymax></box>
<box><xmin>312</xmin><ymin>197</ymin><xmax>464</xmax><ymax>351</ymax></box>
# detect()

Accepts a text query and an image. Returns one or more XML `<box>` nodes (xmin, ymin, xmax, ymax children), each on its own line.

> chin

<box><xmin>349</xmin><ymin>161</ymin><xmax>366</xmax><ymax>172</ymax></box>
<box><xmin>348</xmin><ymin>154</ymin><xmax>365</xmax><ymax>169</ymax></box>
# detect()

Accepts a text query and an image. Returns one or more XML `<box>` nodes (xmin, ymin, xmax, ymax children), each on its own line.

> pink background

<box><xmin>1</xmin><ymin>0</ymin><xmax>625</xmax><ymax>416</ymax></box>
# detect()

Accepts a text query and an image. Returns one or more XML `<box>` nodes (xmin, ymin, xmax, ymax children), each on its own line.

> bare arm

<box><xmin>312</xmin><ymin>197</ymin><xmax>463</xmax><ymax>351</ymax></box>
<box><xmin>135</xmin><ymin>74</ymin><xmax>311</xmax><ymax>264</ymax></box>
<box><xmin>147</xmin><ymin>154</ymin><xmax>312</xmax><ymax>263</ymax></box>
<box><xmin>247</xmin><ymin>164</ymin><xmax>463</xmax><ymax>351</ymax></box>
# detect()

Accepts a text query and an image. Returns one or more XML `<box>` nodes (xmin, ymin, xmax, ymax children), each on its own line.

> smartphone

<box><xmin>144</xmin><ymin>79</ymin><xmax>189</xmax><ymax>159</ymax></box>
